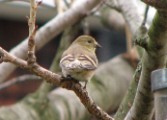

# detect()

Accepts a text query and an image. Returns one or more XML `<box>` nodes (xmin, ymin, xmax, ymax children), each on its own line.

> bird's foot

<box><xmin>66</xmin><ymin>75</ymin><xmax>73</xmax><ymax>80</ymax></box>
<box><xmin>83</xmin><ymin>81</ymin><xmax>87</xmax><ymax>89</ymax></box>
<box><xmin>61</xmin><ymin>75</ymin><xmax>72</xmax><ymax>80</ymax></box>
<box><xmin>61</xmin><ymin>75</ymin><xmax>79</xmax><ymax>83</ymax></box>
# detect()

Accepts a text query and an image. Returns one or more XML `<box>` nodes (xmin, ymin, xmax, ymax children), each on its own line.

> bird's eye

<box><xmin>87</xmin><ymin>40</ymin><xmax>92</xmax><ymax>43</ymax></box>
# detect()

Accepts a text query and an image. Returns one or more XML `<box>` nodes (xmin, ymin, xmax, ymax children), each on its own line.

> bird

<box><xmin>60</xmin><ymin>35</ymin><xmax>100</xmax><ymax>88</ymax></box>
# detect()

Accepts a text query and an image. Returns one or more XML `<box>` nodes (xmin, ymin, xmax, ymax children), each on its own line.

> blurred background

<box><xmin>0</xmin><ymin>0</ymin><xmax>155</xmax><ymax>106</ymax></box>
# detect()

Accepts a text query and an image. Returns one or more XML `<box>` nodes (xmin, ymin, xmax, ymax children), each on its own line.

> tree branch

<box><xmin>125</xmin><ymin>10</ymin><xmax>167</xmax><ymax>120</ymax></box>
<box><xmin>134</xmin><ymin>25</ymin><xmax>149</xmax><ymax>49</ymax></box>
<box><xmin>124</xmin><ymin>1</ymin><xmax>167</xmax><ymax>118</ymax></box>
<box><xmin>134</xmin><ymin>5</ymin><xmax>149</xmax><ymax>49</ymax></box>
<box><xmin>114</xmin><ymin>61</ymin><xmax>142</xmax><ymax>120</ymax></box>
<box><xmin>0</xmin><ymin>46</ymin><xmax>113</xmax><ymax>120</ymax></box>
<box><xmin>114</xmin><ymin>0</ymin><xmax>143</xmax><ymax>35</ymax></box>
<box><xmin>106</xmin><ymin>0</ymin><xmax>144</xmax><ymax>119</ymax></box>
<box><xmin>27</xmin><ymin>0</ymin><xmax>39</xmax><ymax>66</ymax></box>
<box><xmin>141</xmin><ymin>0</ymin><xmax>167</xmax><ymax>10</ymax></box>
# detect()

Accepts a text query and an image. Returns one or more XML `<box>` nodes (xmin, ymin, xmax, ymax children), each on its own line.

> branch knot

<box><xmin>134</xmin><ymin>25</ymin><xmax>149</xmax><ymax>49</ymax></box>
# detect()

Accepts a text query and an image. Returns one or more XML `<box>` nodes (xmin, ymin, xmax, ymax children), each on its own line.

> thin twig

<box><xmin>125</xmin><ymin>24</ymin><xmax>132</xmax><ymax>53</ymax></box>
<box><xmin>142</xmin><ymin>5</ymin><xmax>149</xmax><ymax>26</ymax></box>
<box><xmin>134</xmin><ymin>5</ymin><xmax>149</xmax><ymax>50</ymax></box>
<box><xmin>27</xmin><ymin>0</ymin><xmax>40</xmax><ymax>66</ymax></box>
<box><xmin>82</xmin><ymin>20</ymin><xmax>90</xmax><ymax>35</ymax></box>
<box><xmin>0</xmin><ymin>74</ymin><xmax>41</xmax><ymax>90</ymax></box>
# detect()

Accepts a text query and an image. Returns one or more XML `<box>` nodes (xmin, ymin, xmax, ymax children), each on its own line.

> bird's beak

<box><xmin>96</xmin><ymin>42</ymin><xmax>102</xmax><ymax>48</ymax></box>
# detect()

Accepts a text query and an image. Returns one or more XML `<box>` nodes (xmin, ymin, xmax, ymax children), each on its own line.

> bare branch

<box><xmin>61</xmin><ymin>79</ymin><xmax>114</xmax><ymax>120</ymax></box>
<box><xmin>82</xmin><ymin>20</ymin><xmax>90</xmax><ymax>35</ymax></box>
<box><xmin>0</xmin><ymin>47</ymin><xmax>113</xmax><ymax>120</ymax></box>
<box><xmin>134</xmin><ymin>5</ymin><xmax>149</xmax><ymax>49</ymax></box>
<box><xmin>114</xmin><ymin>61</ymin><xmax>142</xmax><ymax>119</ymax></box>
<box><xmin>125</xmin><ymin>10</ymin><xmax>167</xmax><ymax>120</ymax></box>
<box><xmin>142</xmin><ymin>5</ymin><xmax>149</xmax><ymax>26</ymax></box>
<box><xmin>27</xmin><ymin>0</ymin><xmax>40</xmax><ymax>66</ymax></box>
<box><xmin>112</xmin><ymin>0</ymin><xmax>143</xmax><ymax>35</ymax></box>
<box><xmin>141</xmin><ymin>0</ymin><xmax>167</xmax><ymax>10</ymax></box>
<box><xmin>134</xmin><ymin>25</ymin><xmax>149</xmax><ymax>49</ymax></box>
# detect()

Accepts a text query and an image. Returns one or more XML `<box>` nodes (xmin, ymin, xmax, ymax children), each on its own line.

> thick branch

<box><xmin>116</xmin><ymin>0</ymin><xmax>143</xmax><ymax>35</ymax></box>
<box><xmin>114</xmin><ymin>62</ymin><xmax>141</xmax><ymax>120</ymax></box>
<box><xmin>134</xmin><ymin>25</ymin><xmax>149</xmax><ymax>49</ymax></box>
<box><xmin>109</xmin><ymin>0</ymin><xmax>144</xmax><ymax>119</ymax></box>
<box><xmin>134</xmin><ymin>6</ymin><xmax>149</xmax><ymax>50</ymax></box>
<box><xmin>141</xmin><ymin>0</ymin><xmax>167</xmax><ymax>10</ymax></box>
<box><xmin>125</xmin><ymin>11</ymin><xmax>167</xmax><ymax>120</ymax></box>
<box><xmin>61</xmin><ymin>80</ymin><xmax>113</xmax><ymax>120</ymax></box>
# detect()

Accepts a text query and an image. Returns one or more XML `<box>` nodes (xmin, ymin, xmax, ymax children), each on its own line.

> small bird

<box><xmin>60</xmin><ymin>35</ymin><xmax>100</xmax><ymax>88</ymax></box>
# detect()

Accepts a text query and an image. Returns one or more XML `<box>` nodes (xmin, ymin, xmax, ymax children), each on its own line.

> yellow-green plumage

<box><xmin>60</xmin><ymin>35</ymin><xmax>100</xmax><ymax>88</ymax></box>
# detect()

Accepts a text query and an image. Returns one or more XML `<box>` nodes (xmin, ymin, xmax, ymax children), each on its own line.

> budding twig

<box><xmin>27</xmin><ymin>0</ymin><xmax>40</xmax><ymax>66</ymax></box>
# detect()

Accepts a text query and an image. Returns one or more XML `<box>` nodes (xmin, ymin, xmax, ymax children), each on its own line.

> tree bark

<box><xmin>125</xmin><ymin>10</ymin><xmax>167</xmax><ymax>120</ymax></box>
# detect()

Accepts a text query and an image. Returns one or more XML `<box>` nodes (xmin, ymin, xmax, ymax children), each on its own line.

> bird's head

<box><xmin>73</xmin><ymin>35</ymin><xmax>101</xmax><ymax>52</ymax></box>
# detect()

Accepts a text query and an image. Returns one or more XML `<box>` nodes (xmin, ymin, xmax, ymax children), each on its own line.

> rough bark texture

<box><xmin>114</xmin><ymin>62</ymin><xmax>141</xmax><ymax>120</ymax></box>
<box><xmin>109</xmin><ymin>0</ymin><xmax>143</xmax><ymax>119</ymax></box>
<box><xmin>116</xmin><ymin>0</ymin><xmax>143</xmax><ymax>35</ymax></box>
<box><xmin>125</xmin><ymin>11</ymin><xmax>167</xmax><ymax>120</ymax></box>
<box><xmin>141</xmin><ymin>0</ymin><xmax>167</xmax><ymax>10</ymax></box>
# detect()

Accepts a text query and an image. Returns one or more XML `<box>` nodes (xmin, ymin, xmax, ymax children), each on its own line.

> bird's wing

<box><xmin>78</xmin><ymin>54</ymin><xmax>98</xmax><ymax>70</ymax></box>
<box><xmin>60</xmin><ymin>54</ymin><xmax>74</xmax><ymax>68</ymax></box>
